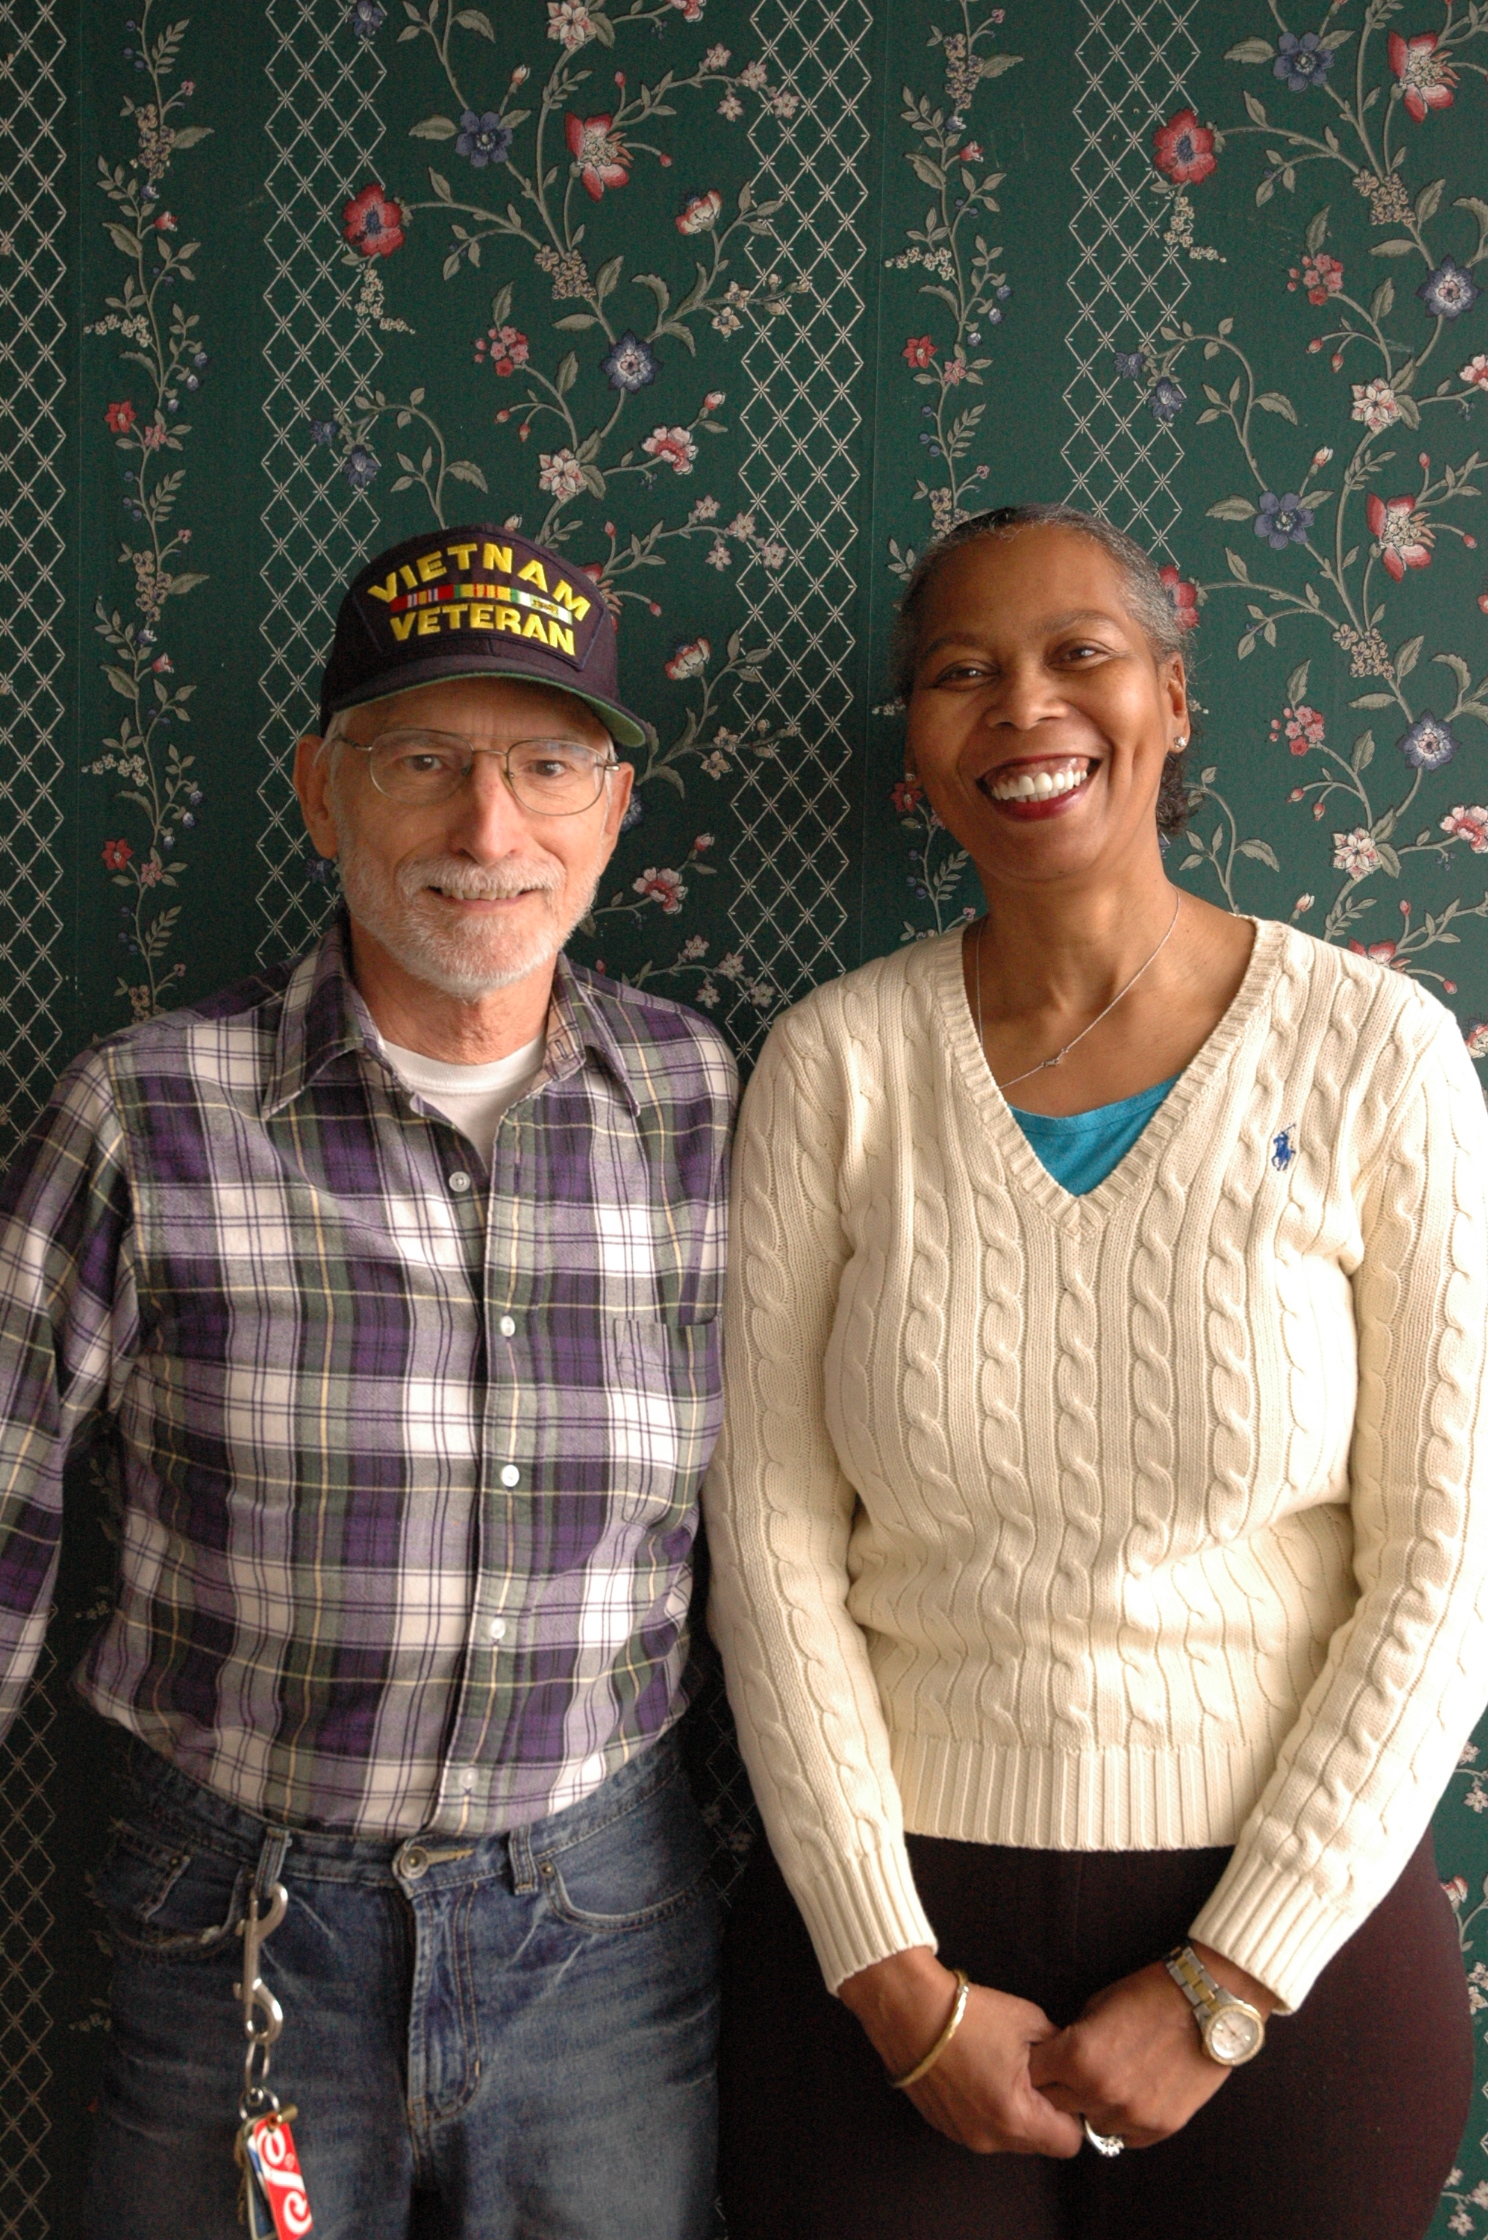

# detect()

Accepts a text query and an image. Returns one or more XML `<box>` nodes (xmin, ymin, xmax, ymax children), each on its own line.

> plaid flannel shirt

<box><xmin>0</xmin><ymin>920</ymin><xmax>736</xmax><ymax>1837</ymax></box>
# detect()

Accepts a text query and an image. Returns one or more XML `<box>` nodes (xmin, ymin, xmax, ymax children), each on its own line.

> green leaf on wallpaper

<box><xmin>1255</xmin><ymin>176</ymin><xmax>1275</xmax><ymax>207</ymax></box>
<box><xmin>595</xmin><ymin>256</ymin><xmax>623</xmax><ymax>301</ymax></box>
<box><xmin>1396</xmin><ymin>636</ymin><xmax>1424</xmax><ymax>680</ymax></box>
<box><xmin>454</xmin><ymin>7</ymin><xmax>495</xmax><ymax>34</ymax></box>
<box><xmin>554</xmin><ymin>313</ymin><xmax>599</xmax><ymax>329</ymax></box>
<box><xmin>1226</xmin><ymin>39</ymin><xmax>1274</xmax><ymax>64</ymax></box>
<box><xmin>1370</xmin><ymin>279</ymin><xmax>1394</xmax><ymax>321</ymax></box>
<box><xmin>105</xmin><ymin>223</ymin><xmax>143</xmax><ymax>257</ymax></box>
<box><xmin>1208</xmin><ymin>497</ymin><xmax>1257</xmax><ymax>521</ymax></box>
<box><xmin>1352</xmin><ymin>694</ymin><xmax>1395</xmax><ymax>710</ymax></box>
<box><xmin>908</xmin><ymin>153</ymin><xmax>946</xmax><ymax>189</ymax></box>
<box><xmin>1370</xmin><ymin>238</ymin><xmax>1416</xmax><ymax>257</ymax></box>
<box><xmin>1224</xmin><ymin>549</ymin><xmax>1252</xmax><ymax>582</ymax></box>
<box><xmin>411</xmin><ymin>116</ymin><xmax>457</xmax><ymax>139</ymax></box>
<box><xmin>1376</xmin><ymin>843</ymin><xmax>1401</xmax><ymax>878</ymax></box>
<box><xmin>1396</xmin><ymin>392</ymin><xmax>1421</xmax><ymax>428</ymax></box>
<box><xmin>448</xmin><ymin>461</ymin><xmax>488</xmax><ymax>490</ymax></box>
<box><xmin>1287</xmin><ymin>662</ymin><xmax>1310</xmax><ymax>705</ymax></box>
<box><xmin>167</xmin><ymin>573</ymin><xmax>207</xmax><ymax>598</ymax></box>
<box><xmin>1455</xmin><ymin>198</ymin><xmax>1488</xmax><ymax>262</ymax></box>
<box><xmin>1436</xmin><ymin>653</ymin><xmax>1474</xmax><ymax>696</ymax></box>
<box><xmin>103</xmin><ymin>666</ymin><xmax>135</xmax><ymax>702</ymax></box>
<box><xmin>590</xmin><ymin>14</ymin><xmax>616</xmax><ymax>46</ymax></box>
<box><xmin>1256</xmin><ymin>393</ymin><xmax>1297</xmax><ymax>422</ymax></box>
<box><xmin>170</xmin><ymin>126</ymin><xmax>212</xmax><ymax>150</ymax></box>
<box><xmin>1305</xmin><ymin>207</ymin><xmax>1329</xmax><ymax>255</ymax></box>
<box><xmin>1243</xmin><ymin>92</ymin><xmax>1268</xmax><ymax>125</ymax></box>
<box><xmin>1320</xmin><ymin>26</ymin><xmax>1352</xmax><ymax>48</ymax></box>
<box><xmin>1415</xmin><ymin>179</ymin><xmax>1445</xmax><ymax>224</ymax></box>
<box><xmin>556</xmin><ymin>353</ymin><xmax>578</xmax><ymax>396</ymax></box>
<box><xmin>981</xmin><ymin>53</ymin><xmax>1023</xmax><ymax>76</ymax></box>
<box><xmin>429</xmin><ymin>170</ymin><xmax>452</xmax><ymax>201</ymax></box>
<box><xmin>1239</xmin><ymin>840</ymin><xmax>1280</xmax><ymax>870</ymax></box>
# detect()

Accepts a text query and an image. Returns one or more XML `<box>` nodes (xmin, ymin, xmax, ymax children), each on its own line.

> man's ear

<box><xmin>294</xmin><ymin>733</ymin><xmax>339</xmax><ymax>860</ymax></box>
<box><xmin>600</xmin><ymin>756</ymin><xmax>635</xmax><ymax>847</ymax></box>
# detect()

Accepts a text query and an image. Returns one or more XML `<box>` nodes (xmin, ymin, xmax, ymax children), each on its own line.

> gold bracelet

<box><xmin>889</xmin><ymin>1969</ymin><xmax>971</xmax><ymax>2091</ymax></box>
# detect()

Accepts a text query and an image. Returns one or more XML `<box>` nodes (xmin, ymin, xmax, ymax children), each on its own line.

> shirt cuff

<box><xmin>1188</xmin><ymin>1845</ymin><xmax>1356</xmax><ymax>2015</ymax></box>
<box><xmin>788</xmin><ymin>1834</ymin><xmax>939</xmax><ymax>1995</ymax></box>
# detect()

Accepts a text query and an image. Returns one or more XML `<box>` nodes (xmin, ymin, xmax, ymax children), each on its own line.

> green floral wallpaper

<box><xmin>2</xmin><ymin>0</ymin><xmax>1488</xmax><ymax>2227</ymax></box>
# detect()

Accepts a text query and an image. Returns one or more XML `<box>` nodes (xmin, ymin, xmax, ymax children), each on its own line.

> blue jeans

<box><xmin>84</xmin><ymin>1733</ymin><xmax>720</xmax><ymax>2240</ymax></box>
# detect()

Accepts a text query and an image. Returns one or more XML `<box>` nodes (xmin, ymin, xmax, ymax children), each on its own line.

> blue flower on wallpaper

<box><xmin>602</xmin><ymin>332</ymin><xmax>660</xmax><ymax>393</ymax></box>
<box><xmin>1273</xmin><ymin>31</ymin><xmax>1334</xmax><ymax>91</ymax></box>
<box><xmin>457</xmin><ymin>111</ymin><xmax>513</xmax><ymax>168</ymax></box>
<box><xmin>1418</xmin><ymin>257</ymin><xmax>1480</xmax><ymax>320</ymax></box>
<box><xmin>1254</xmin><ymin>491</ymin><xmax>1313</xmax><ymax>548</ymax></box>
<box><xmin>344</xmin><ymin>443</ymin><xmax>379</xmax><ymax>490</ymax></box>
<box><xmin>1115</xmin><ymin>350</ymin><xmax>1146</xmax><ymax>381</ymax></box>
<box><xmin>1399</xmin><ymin>712</ymin><xmax>1459</xmax><ymax>770</ymax></box>
<box><xmin>348</xmin><ymin>0</ymin><xmax>385</xmax><ymax>35</ymax></box>
<box><xmin>1149</xmin><ymin>376</ymin><xmax>1186</xmax><ymax>423</ymax></box>
<box><xmin>310</xmin><ymin>416</ymin><xmax>340</xmax><ymax>446</ymax></box>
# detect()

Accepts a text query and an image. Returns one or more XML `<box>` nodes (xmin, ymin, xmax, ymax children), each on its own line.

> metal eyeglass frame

<box><xmin>341</xmin><ymin>727</ymin><xmax>621</xmax><ymax>816</ymax></box>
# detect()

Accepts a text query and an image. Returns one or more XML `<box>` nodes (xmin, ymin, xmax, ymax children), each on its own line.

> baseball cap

<box><xmin>318</xmin><ymin>522</ymin><xmax>653</xmax><ymax>750</ymax></box>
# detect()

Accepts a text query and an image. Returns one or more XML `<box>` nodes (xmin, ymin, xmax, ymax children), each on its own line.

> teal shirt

<box><xmin>1009</xmin><ymin>1076</ymin><xmax>1180</xmax><ymax>1197</ymax></box>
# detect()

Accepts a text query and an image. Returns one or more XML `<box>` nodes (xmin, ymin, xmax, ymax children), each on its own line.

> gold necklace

<box><xmin>975</xmin><ymin>892</ymin><xmax>1183</xmax><ymax>1095</ymax></box>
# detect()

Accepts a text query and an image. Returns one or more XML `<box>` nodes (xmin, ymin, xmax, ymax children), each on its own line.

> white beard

<box><xmin>333</xmin><ymin>824</ymin><xmax>600</xmax><ymax>1000</ymax></box>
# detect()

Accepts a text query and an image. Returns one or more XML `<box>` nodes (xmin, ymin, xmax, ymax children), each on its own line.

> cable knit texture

<box><xmin>703</xmin><ymin>919</ymin><xmax>1488</xmax><ymax>2011</ymax></box>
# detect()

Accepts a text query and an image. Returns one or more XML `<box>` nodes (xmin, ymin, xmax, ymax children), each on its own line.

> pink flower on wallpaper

<box><xmin>1366</xmin><ymin>492</ymin><xmax>1434</xmax><ymax>580</ymax></box>
<box><xmin>1152</xmin><ymin>108</ymin><xmax>1216</xmax><ymax>185</ymax></box>
<box><xmin>105</xmin><ymin>400</ymin><xmax>136</xmax><ymax>433</ymax></box>
<box><xmin>1388</xmin><ymin>30</ymin><xmax>1457</xmax><ymax>122</ymax></box>
<box><xmin>102</xmin><ymin>839</ymin><xmax>134</xmax><ymax>871</ymax></box>
<box><xmin>1441</xmin><ymin>806</ymin><xmax>1488</xmax><ymax>855</ymax></box>
<box><xmin>641</xmin><ymin>425</ymin><xmax>698</xmax><ymax>473</ymax></box>
<box><xmin>1158</xmin><ymin>565</ymin><xmax>1198</xmax><ymax>630</ymax></box>
<box><xmin>342</xmin><ymin>183</ymin><xmax>405</xmax><ymax>256</ymax></box>
<box><xmin>565</xmin><ymin>113</ymin><xmax>630</xmax><ymax>200</ymax></box>
<box><xmin>902</xmin><ymin>335</ymin><xmax>936</xmax><ymax>369</ymax></box>
<box><xmin>633</xmin><ymin>866</ymin><xmax>688</xmax><ymax>914</ymax></box>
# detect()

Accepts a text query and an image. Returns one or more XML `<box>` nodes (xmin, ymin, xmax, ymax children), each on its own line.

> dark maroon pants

<box><xmin>718</xmin><ymin>1831</ymin><xmax>1472</xmax><ymax>2240</ymax></box>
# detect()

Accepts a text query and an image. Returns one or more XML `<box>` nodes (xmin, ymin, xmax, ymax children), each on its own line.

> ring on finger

<box><xmin>1083</xmin><ymin>2119</ymin><xmax>1125</xmax><ymax>2157</ymax></box>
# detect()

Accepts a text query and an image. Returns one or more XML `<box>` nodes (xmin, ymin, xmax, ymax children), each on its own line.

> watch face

<box><xmin>1204</xmin><ymin>2003</ymin><xmax>1264</xmax><ymax>2066</ymax></box>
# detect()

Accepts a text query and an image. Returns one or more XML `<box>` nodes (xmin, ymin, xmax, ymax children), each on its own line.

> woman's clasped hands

<box><xmin>839</xmin><ymin>1941</ymin><xmax>1277</xmax><ymax>2158</ymax></box>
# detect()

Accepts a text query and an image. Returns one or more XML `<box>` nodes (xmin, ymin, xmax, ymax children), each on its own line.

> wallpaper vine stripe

<box><xmin>1062</xmin><ymin>0</ymin><xmax>1200</xmax><ymax>548</ymax></box>
<box><xmin>257</xmin><ymin>0</ymin><xmax>387</xmax><ymax>965</ymax></box>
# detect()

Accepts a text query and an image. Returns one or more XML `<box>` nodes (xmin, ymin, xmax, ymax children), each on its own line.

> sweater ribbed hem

<box><xmin>892</xmin><ymin>1733</ymin><xmax>1279</xmax><ymax>1852</ymax></box>
<box><xmin>1188</xmin><ymin>1846</ymin><xmax>1354</xmax><ymax>2014</ymax></box>
<box><xmin>792</xmin><ymin>1837</ymin><xmax>939</xmax><ymax>1994</ymax></box>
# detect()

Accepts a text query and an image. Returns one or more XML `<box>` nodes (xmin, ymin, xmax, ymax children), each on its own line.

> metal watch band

<box><xmin>1163</xmin><ymin>1944</ymin><xmax>1266</xmax><ymax>2067</ymax></box>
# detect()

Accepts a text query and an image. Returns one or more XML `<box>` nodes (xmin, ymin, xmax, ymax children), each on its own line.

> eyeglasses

<box><xmin>347</xmin><ymin>729</ymin><xmax>620</xmax><ymax>815</ymax></box>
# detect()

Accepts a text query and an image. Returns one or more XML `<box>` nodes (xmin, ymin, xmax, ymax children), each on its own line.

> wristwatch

<box><xmin>1163</xmin><ymin>1945</ymin><xmax>1266</xmax><ymax>2066</ymax></box>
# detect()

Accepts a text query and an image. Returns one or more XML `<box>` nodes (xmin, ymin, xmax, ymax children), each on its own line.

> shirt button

<box><xmin>449</xmin><ymin>1171</ymin><xmax>471</xmax><ymax>1193</ymax></box>
<box><xmin>488</xmin><ymin>1617</ymin><xmax>507</xmax><ymax>1642</ymax></box>
<box><xmin>459</xmin><ymin>1769</ymin><xmax>476</xmax><ymax>1793</ymax></box>
<box><xmin>498</xmin><ymin>1314</ymin><xmax>516</xmax><ymax>1338</ymax></box>
<box><xmin>499</xmin><ymin>1464</ymin><xmax>521</xmax><ymax>1489</ymax></box>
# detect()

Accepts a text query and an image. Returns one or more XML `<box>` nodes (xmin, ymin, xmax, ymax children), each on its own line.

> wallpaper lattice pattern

<box><xmin>3</xmin><ymin>1</ymin><xmax>1488</xmax><ymax>2229</ymax></box>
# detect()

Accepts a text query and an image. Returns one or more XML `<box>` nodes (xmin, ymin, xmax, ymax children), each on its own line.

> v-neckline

<box><xmin>932</xmin><ymin>914</ymin><xmax>1280</xmax><ymax>1229</ymax></box>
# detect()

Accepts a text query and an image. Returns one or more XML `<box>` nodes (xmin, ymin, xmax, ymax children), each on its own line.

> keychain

<box><xmin>232</xmin><ymin>1872</ymin><xmax>314</xmax><ymax>2235</ymax></box>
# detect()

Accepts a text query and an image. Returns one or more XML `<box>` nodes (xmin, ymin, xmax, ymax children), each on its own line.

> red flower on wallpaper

<box><xmin>105</xmin><ymin>400</ymin><xmax>136</xmax><ymax>433</ymax></box>
<box><xmin>902</xmin><ymin>335</ymin><xmax>936</xmax><ymax>369</ymax></box>
<box><xmin>1366</xmin><ymin>492</ymin><xmax>1434</xmax><ymax>581</ymax></box>
<box><xmin>891</xmin><ymin>778</ymin><xmax>925</xmax><ymax>817</ymax></box>
<box><xmin>102</xmin><ymin>839</ymin><xmax>134</xmax><ymax>871</ymax></box>
<box><xmin>565</xmin><ymin>114</ymin><xmax>630</xmax><ymax>200</ymax></box>
<box><xmin>342</xmin><ymin>183</ymin><xmax>405</xmax><ymax>257</ymax></box>
<box><xmin>1152</xmin><ymin>108</ymin><xmax>1217</xmax><ymax>185</ymax></box>
<box><xmin>1158</xmin><ymin>565</ymin><xmax>1198</xmax><ymax>631</ymax></box>
<box><xmin>1388</xmin><ymin>30</ymin><xmax>1457</xmax><ymax>121</ymax></box>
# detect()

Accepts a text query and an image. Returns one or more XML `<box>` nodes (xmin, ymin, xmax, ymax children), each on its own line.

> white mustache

<box><xmin>399</xmin><ymin>855</ymin><xmax>563</xmax><ymax>902</ymax></box>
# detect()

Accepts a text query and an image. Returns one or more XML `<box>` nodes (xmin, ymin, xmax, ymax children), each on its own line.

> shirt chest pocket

<box><xmin>606</xmin><ymin>1310</ymin><xmax>722</xmax><ymax>1515</ymax></box>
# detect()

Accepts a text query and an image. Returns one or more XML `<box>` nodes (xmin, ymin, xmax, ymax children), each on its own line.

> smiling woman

<box><xmin>704</xmin><ymin>503</ymin><xmax>1488</xmax><ymax>2240</ymax></box>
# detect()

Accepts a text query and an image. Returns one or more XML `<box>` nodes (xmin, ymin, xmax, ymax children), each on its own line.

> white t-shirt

<box><xmin>382</xmin><ymin>1034</ymin><xmax>545</xmax><ymax>1164</ymax></box>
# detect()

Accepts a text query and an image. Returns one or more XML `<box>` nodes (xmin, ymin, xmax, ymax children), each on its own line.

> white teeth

<box><xmin>988</xmin><ymin>761</ymin><xmax>1089</xmax><ymax>803</ymax></box>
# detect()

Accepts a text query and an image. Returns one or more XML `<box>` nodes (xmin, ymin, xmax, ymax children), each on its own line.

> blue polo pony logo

<box><xmin>1271</xmin><ymin>1124</ymin><xmax>1297</xmax><ymax>1173</ymax></box>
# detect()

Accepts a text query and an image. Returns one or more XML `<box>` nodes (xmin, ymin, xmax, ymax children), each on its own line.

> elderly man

<box><xmin>0</xmin><ymin>525</ymin><xmax>736</xmax><ymax>2239</ymax></box>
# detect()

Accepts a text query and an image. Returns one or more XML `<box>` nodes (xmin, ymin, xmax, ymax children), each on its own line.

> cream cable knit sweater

<box><xmin>704</xmin><ymin>919</ymin><xmax>1488</xmax><ymax>2013</ymax></box>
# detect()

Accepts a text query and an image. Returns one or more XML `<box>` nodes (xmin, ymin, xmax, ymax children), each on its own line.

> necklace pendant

<box><xmin>1046</xmin><ymin>1052</ymin><xmax>1066</xmax><ymax>1069</ymax></box>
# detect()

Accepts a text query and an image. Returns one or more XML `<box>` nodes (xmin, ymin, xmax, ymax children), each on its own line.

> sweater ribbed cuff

<box><xmin>790</xmin><ymin>1836</ymin><xmax>939</xmax><ymax>1995</ymax></box>
<box><xmin>1188</xmin><ymin>1846</ymin><xmax>1354</xmax><ymax>2015</ymax></box>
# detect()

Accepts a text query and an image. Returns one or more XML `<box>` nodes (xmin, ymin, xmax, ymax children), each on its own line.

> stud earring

<box><xmin>1174</xmin><ymin>734</ymin><xmax>1188</xmax><ymax>749</ymax></box>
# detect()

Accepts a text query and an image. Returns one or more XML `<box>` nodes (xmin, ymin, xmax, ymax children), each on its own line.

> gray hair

<box><xmin>889</xmin><ymin>502</ymin><xmax>1193</xmax><ymax>834</ymax></box>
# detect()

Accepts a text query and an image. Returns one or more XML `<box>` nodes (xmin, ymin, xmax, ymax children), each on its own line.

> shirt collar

<box><xmin>262</xmin><ymin>914</ymin><xmax>641</xmax><ymax>1119</ymax></box>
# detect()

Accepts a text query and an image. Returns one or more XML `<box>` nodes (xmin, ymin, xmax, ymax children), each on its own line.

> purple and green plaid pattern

<box><xmin>0</xmin><ymin>922</ymin><xmax>735</xmax><ymax>1838</ymax></box>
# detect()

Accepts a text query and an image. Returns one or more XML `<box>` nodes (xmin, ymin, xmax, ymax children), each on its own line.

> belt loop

<box><xmin>252</xmin><ymin>1824</ymin><xmax>292</xmax><ymax>1902</ymax></box>
<box><xmin>509</xmin><ymin>1823</ymin><xmax>536</xmax><ymax>1894</ymax></box>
